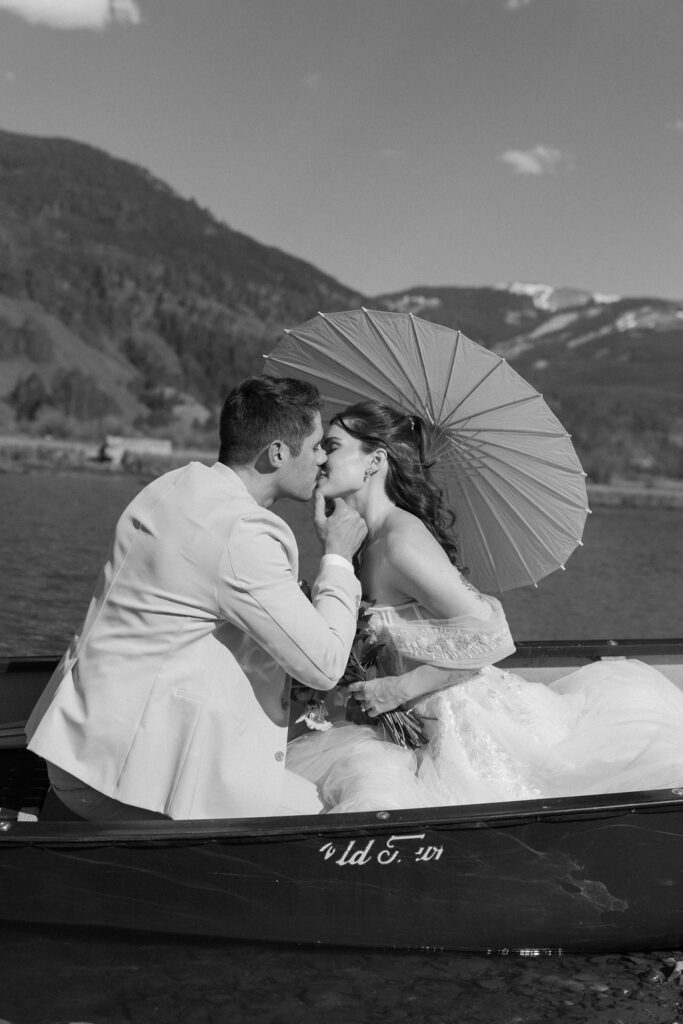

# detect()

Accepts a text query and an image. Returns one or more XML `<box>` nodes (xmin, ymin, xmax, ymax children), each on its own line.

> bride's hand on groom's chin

<box><xmin>313</xmin><ymin>491</ymin><xmax>368</xmax><ymax>560</ymax></box>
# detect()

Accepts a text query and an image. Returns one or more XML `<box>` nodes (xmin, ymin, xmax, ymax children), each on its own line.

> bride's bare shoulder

<box><xmin>384</xmin><ymin>508</ymin><xmax>448</xmax><ymax>558</ymax></box>
<box><xmin>381</xmin><ymin>509</ymin><xmax>480</xmax><ymax>617</ymax></box>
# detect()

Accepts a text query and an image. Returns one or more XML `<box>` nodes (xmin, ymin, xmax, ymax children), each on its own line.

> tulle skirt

<box><xmin>286</xmin><ymin>660</ymin><xmax>683</xmax><ymax>813</ymax></box>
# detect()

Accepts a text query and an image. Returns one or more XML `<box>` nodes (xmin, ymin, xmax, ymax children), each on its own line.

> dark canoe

<box><xmin>1</xmin><ymin>639</ymin><xmax>683</xmax><ymax>953</ymax></box>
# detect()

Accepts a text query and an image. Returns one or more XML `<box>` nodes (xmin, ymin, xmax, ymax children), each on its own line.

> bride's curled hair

<box><xmin>331</xmin><ymin>401</ymin><xmax>464</xmax><ymax>570</ymax></box>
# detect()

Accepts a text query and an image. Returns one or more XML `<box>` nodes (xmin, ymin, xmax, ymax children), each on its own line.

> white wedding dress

<box><xmin>287</xmin><ymin>587</ymin><xmax>683</xmax><ymax>813</ymax></box>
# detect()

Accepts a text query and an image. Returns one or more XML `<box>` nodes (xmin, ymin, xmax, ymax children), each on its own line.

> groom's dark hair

<box><xmin>219</xmin><ymin>375</ymin><xmax>323</xmax><ymax>465</ymax></box>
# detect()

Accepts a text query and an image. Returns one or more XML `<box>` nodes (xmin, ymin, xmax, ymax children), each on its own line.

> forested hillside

<box><xmin>0</xmin><ymin>129</ymin><xmax>362</xmax><ymax>442</ymax></box>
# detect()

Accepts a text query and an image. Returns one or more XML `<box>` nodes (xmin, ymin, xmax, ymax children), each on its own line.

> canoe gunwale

<box><xmin>3</xmin><ymin>637</ymin><xmax>683</xmax><ymax>678</ymax></box>
<box><xmin>2</xmin><ymin>785</ymin><xmax>683</xmax><ymax>848</ymax></box>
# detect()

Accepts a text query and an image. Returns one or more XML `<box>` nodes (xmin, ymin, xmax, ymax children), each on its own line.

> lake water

<box><xmin>1</xmin><ymin>469</ymin><xmax>681</xmax><ymax>657</ymax></box>
<box><xmin>1</xmin><ymin>469</ymin><xmax>682</xmax><ymax>1024</ymax></box>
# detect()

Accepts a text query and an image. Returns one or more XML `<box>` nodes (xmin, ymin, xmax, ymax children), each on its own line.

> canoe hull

<box><xmin>1</xmin><ymin>793</ymin><xmax>683</xmax><ymax>951</ymax></box>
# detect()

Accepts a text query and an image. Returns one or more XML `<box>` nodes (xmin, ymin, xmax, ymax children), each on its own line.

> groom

<box><xmin>26</xmin><ymin>376</ymin><xmax>366</xmax><ymax>821</ymax></box>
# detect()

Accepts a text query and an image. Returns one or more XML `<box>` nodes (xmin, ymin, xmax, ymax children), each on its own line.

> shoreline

<box><xmin>586</xmin><ymin>482</ymin><xmax>683</xmax><ymax>510</ymax></box>
<box><xmin>0</xmin><ymin>433</ymin><xmax>214</xmax><ymax>480</ymax></box>
<box><xmin>1</xmin><ymin>435</ymin><xmax>683</xmax><ymax>509</ymax></box>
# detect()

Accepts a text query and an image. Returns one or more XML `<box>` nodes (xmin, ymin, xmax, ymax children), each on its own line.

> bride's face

<box><xmin>316</xmin><ymin>423</ymin><xmax>371</xmax><ymax>500</ymax></box>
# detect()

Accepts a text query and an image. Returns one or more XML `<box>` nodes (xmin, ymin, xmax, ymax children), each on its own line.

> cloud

<box><xmin>504</xmin><ymin>0</ymin><xmax>534</xmax><ymax>9</ymax></box>
<box><xmin>4</xmin><ymin>69</ymin><xmax>16</xmax><ymax>81</ymax></box>
<box><xmin>499</xmin><ymin>144</ymin><xmax>571</xmax><ymax>176</ymax></box>
<box><xmin>670</xmin><ymin>119</ymin><xmax>683</xmax><ymax>133</ymax></box>
<box><xmin>0</xmin><ymin>0</ymin><xmax>141</xmax><ymax>30</ymax></box>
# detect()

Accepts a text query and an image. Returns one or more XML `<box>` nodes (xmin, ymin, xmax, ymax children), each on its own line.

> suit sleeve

<box><xmin>216</xmin><ymin>512</ymin><xmax>361</xmax><ymax>690</ymax></box>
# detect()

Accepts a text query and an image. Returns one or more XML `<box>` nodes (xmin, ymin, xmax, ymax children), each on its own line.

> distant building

<box><xmin>101</xmin><ymin>435</ymin><xmax>172</xmax><ymax>467</ymax></box>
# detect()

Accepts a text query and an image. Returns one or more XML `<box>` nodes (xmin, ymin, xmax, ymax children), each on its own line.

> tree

<box><xmin>10</xmin><ymin>372</ymin><xmax>49</xmax><ymax>421</ymax></box>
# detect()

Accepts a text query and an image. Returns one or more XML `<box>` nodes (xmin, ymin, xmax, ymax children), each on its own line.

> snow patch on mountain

<box><xmin>498</xmin><ymin>282</ymin><xmax>620</xmax><ymax>312</ymax></box>
<box><xmin>491</xmin><ymin>336</ymin><xmax>536</xmax><ymax>360</ymax></box>
<box><xmin>615</xmin><ymin>307</ymin><xmax>683</xmax><ymax>333</ymax></box>
<box><xmin>527</xmin><ymin>310</ymin><xmax>582</xmax><ymax>339</ymax></box>
<box><xmin>381</xmin><ymin>294</ymin><xmax>443</xmax><ymax>315</ymax></box>
<box><xmin>566</xmin><ymin>325</ymin><xmax>614</xmax><ymax>350</ymax></box>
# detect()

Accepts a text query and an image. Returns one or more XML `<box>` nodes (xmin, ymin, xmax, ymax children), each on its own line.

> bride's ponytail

<box><xmin>409</xmin><ymin>414</ymin><xmax>429</xmax><ymax>470</ymax></box>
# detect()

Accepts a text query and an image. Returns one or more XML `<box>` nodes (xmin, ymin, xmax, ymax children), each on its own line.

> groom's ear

<box><xmin>267</xmin><ymin>440</ymin><xmax>286</xmax><ymax>467</ymax></box>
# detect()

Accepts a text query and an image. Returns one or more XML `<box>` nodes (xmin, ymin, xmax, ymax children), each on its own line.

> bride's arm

<box><xmin>350</xmin><ymin>520</ymin><xmax>509</xmax><ymax>715</ymax></box>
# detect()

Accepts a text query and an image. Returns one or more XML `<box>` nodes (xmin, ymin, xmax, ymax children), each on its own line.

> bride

<box><xmin>287</xmin><ymin>400</ymin><xmax>683</xmax><ymax>813</ymax></box>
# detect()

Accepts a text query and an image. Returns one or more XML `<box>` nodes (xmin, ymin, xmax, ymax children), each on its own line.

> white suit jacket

<box><xmin>26</xmin><ymin>462</ymin><xmax>361</xmax><ymax>819</ymax></box>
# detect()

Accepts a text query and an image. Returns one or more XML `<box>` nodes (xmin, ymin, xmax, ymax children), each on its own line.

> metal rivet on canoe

<box><xmin>376</xmin><ymin>811</ymin><xmax>390</xmax><ymax>820</ymax></box>
<box><xmin>0</xmin><ymin>821</ymin><xmax>12</xmax><ymax>832</ymax></box>
<box><xmin>672</xmin><ymin>789</ymin><xmax>683</xmax><ymax>797</ymax></box>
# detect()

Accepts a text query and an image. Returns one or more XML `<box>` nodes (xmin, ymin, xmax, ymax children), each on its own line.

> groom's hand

<box><xmin>313</xmin><ymin>491</ymin><xmax>367</xmax><ymax>561</ymax></box>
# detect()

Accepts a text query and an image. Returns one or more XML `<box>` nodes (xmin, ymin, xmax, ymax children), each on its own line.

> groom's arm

<box><xmin>217</xmin><ymin>511</ymin><xmax>362</xmax><ymax>690</ymax></box>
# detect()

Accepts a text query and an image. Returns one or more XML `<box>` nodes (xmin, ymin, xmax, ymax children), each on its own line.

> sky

<box><xmin>0</xmin><ymin>0</ymin><xmax>682</xmax><ymax>301</ymax></box>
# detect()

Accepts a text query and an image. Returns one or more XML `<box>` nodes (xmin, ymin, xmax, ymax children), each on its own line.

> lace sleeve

<box><xmin>373</xmin><ymin>596</ymin><xmax>515</xmax><ymax>671</ymax></box>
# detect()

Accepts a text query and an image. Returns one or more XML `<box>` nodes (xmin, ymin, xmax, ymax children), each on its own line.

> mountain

<box><xmin>0</xmin><ymin>128</ymin><xmax>362</xmax><ymax>441</ymax></box>
<box><xmin>373</xmin><ymin>285</ymin><xmax>683</xmax><ymax>481</ymax></box>
<box><xmin>0</xmin><ymin>128</ymin><xmax>681</xmax><ymax>480</ymax></box>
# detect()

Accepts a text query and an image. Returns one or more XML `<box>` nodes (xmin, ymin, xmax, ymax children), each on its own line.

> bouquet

<box><xmin>293</xmin><ymin>593</ymin><xmax>429</xmax><ymax>749</ymax></box>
